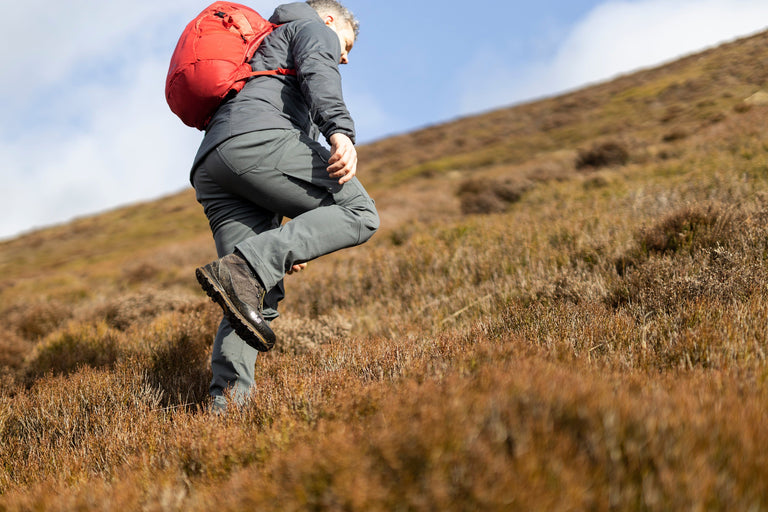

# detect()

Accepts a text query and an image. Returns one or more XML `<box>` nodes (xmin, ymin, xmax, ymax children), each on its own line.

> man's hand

<box><xmin>287</xmin><ymin>262</ymin><xmax>307</xmax><ymax>275</ymax></box>
<box><xmin>327</xmin><ymin>133</ymin><xmax>357</xmax><ymax>184</ymax></box>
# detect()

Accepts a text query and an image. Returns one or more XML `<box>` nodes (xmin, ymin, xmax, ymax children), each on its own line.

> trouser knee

<box><xmin>355</xmin><ymin>199</ymin><xmax>379</xmax><ymax>245</ymax></box>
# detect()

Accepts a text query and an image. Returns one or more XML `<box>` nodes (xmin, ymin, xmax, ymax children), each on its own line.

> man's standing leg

<box><xmin>193</xmin><ymin>165</ymin><xmax>286</xmax><ymax>411</ymax></box>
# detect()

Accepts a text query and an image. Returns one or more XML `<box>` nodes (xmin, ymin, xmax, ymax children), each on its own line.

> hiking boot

<box><xmin>195</xmin><ymin>252</ymin><xmax>276</xmax><ymax>351</ymax></box>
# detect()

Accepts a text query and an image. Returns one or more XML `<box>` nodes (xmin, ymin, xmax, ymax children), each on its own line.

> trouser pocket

<box><xmin>215</xmin><ymin>130</ymin><xmax>296</xmax><ymax>176</ymax></box>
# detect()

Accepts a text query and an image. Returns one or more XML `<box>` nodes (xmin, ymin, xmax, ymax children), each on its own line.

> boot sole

<box><xmin>196</xmin><ymin>266</ymin><xmax>275</xmax><ymax>352</ymax></box>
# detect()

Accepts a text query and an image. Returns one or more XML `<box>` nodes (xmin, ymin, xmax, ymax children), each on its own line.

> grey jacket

<box><xmin>191</xmin><ymin>2</ymin><xmax>355</xmax><ymax>172</ymax></box>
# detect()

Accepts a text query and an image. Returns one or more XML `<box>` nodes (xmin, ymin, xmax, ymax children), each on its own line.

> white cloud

<box><xmin>0</xmin><ymin>1</ymin><xmax>279</xmax><ymax>239</ymax></box>
<box><xmin>0</xmin><ymin>2</ymin><xmax>185</xmax><ymax>100</ymax></box>
<box><xmin>0</xmin><ymin>56</ymin><xmax>203</xmax><ymax>238</ymax></box>
<box><xmin>459</xmin><ymin>0</ymin><xmax>768</xmax><ymax>114</ymax></box>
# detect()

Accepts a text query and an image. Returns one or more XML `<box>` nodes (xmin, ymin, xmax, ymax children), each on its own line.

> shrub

<box><xmin>93</xmin><ymin>289</ymin><xmax>195</xmax><ymax>331</ymax></box>
<box><xmin>0</xmin><ymin>364</ymin><xmax>163</xmax><ymax>491</ymax></box>
<box><xmin>456</xmin><ymin>176</ymin><xmax>531</xmax><ymax>214</ymax></box>
<box><xmin>526</xmin><ymin>161</ymin><xmax>574</xmax><ymax>183</ymax></box>
<box><xmin>607</xmin><ymin>203</ymin><xmax>766</xmax><ymax>315</ymax></box>
<box><xmin>0</xmin><ymin>329</ymin><xmax>34</xmax><ymax>370</ymax></box>
<box><xmin>273</xmin><ymin>314</ymin><xmax>352</xmax><ymax>354</ymax></box>
<box><xmin>23</xmin><ymin>321</ymin><xmax>125</xmax><ymax>382</ymax></box>
<box><xmin>637</xmin><ymin>203</ymin><xmax>735</xmax><ymax>256</ymax></box>
<box><xmin>662</xmin><ymin>129</ymin><xmax>688</xmax><ymax>142</ymax></box>
<box><xmin>575</xmin><ymin>141</ymin><xmax>630</xmax><ymax>169</ymax></box>
<box><xmin>5</xmin><ymin>299</ymin><xmax>73</xmax><ymax>341</ymax></box>
<box><xmin>143</xmin><ymin>305</ymin><xmax>219</xmax><ymax>408</ymax></box>
<box><xmin>121</xmin><ymin>261</ymin><xmax>162</xmax><ymax>285</ymax></box>
<box><xmin>459</xmin><ymin>190</ymin><xmax>508</xmax><ymax>215</ymax></box>
<box><xmin>613</xmin><ymin>203</ymin><xmax>740</xmax><ymax>277</ymax></box>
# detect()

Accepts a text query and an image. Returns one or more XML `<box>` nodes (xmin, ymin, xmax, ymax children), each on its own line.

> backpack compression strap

<box><xmin>249</xmin><ymin>68</ymin><xmax>297</xmax><ymax>77</ymax></box>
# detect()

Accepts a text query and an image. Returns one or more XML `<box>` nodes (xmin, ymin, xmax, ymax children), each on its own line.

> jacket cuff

<box><xmin>326</xmin><ymin>129</ymin><xmax>356</xmax><ymax>145</ymax></box>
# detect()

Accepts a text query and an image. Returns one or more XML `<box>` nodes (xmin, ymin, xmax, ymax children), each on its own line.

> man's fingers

<box><xmin>337</xmin><ymin>169</ymin><xmax>355</xmax><ymax>184</ymax></box>
<box><xmin>327</xmin><ymin>146</ymin><xmax>351</xmax><ymax>170</ymax></box>
<box><xmin>328</xmin><ymin>160</ymin><xmax>357</xmax><ymax>183</ymax></box>
<box><xmin>328</xmin><ymin>155</ymin><xmax>356</xmax><ymax>174</ymax></box>
<box><xmin>327</xmin><ymin>159</ymin><xmax>346</xmax><ymax>173</ymax></box>
<box><xmin>286</xmin><ymin>262</ymin><xmax>308</xmax><ymax>275</ymax></box>
<box><xmin>327</xmin><ymin>152</ymin><xmax>357</xmax><ymax>183</ymax></box>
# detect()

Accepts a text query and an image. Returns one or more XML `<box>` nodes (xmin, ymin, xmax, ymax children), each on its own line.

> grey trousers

<box><xmin>192</xmin><ymin>128</ymin><xmax>379</xmax><ymax>406</ymax></box>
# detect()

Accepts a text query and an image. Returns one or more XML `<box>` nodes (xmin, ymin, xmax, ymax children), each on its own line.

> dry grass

<box><xmin>2</xmin><ymin>29</ymin><xmax>768</xmax><ymax>510</ymax></box>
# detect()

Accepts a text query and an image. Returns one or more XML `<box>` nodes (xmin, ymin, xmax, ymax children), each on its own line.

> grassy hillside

<box><xmin>2</xmin><ymin>30</ymin><xmax>768</xmax><ymax>510</ymax></box>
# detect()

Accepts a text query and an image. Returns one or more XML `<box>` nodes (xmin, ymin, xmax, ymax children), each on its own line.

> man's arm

<box><xmin>291</xmin><ymin>22</ymin><xmax>356</xmax><ymax>144</ymax></box>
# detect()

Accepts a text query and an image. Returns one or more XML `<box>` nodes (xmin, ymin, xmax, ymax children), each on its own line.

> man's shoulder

<box><xmin>289</xmin><ymin>18</ymin><xmax>337</xmax><ymax>49</ymax></box>
<box><xmin>282</xmin><ymin>16</ymin><xmax>327</xmax><ymax>34</ymax></box>
<box><xmin>267</xmin><ymin>9</ymin><xmax>338</xmax><ymax>59</ymax></box>
<box><xmin>271</xmin><ymin>16</ymin><xmax>325</xmax><ymax>42</ymax></box>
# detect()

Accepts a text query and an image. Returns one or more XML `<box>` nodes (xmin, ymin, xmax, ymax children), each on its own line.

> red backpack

<box><xmin>165</xmin><ymin>2</ymin><xmax>296</xmax><ymax>130</ymax></box>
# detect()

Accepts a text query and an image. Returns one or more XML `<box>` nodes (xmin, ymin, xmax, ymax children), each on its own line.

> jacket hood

<box><xmin>269</xmin><ymin>2</ymin><xmax>322</xmax><ymax>24</ymax></box>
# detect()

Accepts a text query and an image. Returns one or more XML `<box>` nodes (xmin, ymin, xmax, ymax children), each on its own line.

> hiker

<box><xmin>190</xmin><ymin>0</ymin><xmax>379</xmax><ymax>412</ymax></box>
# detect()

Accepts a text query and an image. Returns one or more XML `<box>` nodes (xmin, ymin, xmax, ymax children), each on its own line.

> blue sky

<box><xmin>1</xmin><ymin>0</ymin><xmax>768</xmax><ymax>239</ymax></box>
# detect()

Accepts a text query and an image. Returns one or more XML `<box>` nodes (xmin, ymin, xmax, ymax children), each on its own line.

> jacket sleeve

<box><xmin>290</xmin><ymin>22</ymin><xmax>356</xmax><ymax>143</ymax></box>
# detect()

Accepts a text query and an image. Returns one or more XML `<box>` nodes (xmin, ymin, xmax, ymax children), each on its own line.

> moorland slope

<box><xmin>2</xmin><ymin>30</ymin><xmax>768</xmax><ymax>510</ymax></box>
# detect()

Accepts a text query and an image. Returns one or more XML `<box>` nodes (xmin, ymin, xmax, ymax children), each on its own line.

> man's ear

<box><xmin>323</xmin><ymin>14</ymin><xmax>335</xmax><ymax>27</ymax></box>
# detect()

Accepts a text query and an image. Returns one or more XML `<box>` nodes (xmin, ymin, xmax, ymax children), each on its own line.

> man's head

<box><xmin>306</xmin><ymin>0</ymin><xmax>358</xmax><ymax>64</ymax></box>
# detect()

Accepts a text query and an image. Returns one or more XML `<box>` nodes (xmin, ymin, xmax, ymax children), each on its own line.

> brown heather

<box><xmin>3</xmin><ymin>30</ymin><xmax>768</xmax><ymax>510</ymax></box>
